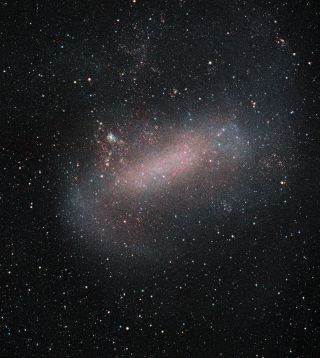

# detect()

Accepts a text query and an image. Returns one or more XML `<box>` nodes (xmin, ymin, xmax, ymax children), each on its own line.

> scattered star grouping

<box><xmin>1</xmin><ymin>0</ymin><xmax>320</xmax><ymax>357</ymax></box>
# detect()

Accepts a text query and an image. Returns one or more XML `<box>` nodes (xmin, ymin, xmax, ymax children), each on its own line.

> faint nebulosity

<box><xmin>2</xmin><ymin>0</ymin><xmax>320</xmax><ymax>357</ymax></box>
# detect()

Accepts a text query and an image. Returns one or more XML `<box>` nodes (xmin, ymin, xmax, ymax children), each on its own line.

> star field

<box><xmin>1</xmin><ymin>0</ymin><xmax>320</xmax><ymax>357</ymax></box>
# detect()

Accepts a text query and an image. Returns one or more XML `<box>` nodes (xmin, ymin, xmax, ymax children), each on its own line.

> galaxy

<box><xmin>2</xmin><ymin>0</ymin><xmax>320</xmax><ymax>356</ymax></box>
<box><xmin>68</xmin><ymin>119</ymin><xmax>248</xmax><ymax>253</ymax></box>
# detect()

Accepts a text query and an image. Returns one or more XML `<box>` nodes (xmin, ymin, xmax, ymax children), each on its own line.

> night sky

<box><xmin>2</xmin><ymin>0</ymin><xmax>320</xmax><ymax>356</ymax></box>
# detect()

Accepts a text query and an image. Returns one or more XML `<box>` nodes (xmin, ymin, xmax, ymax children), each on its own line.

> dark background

<box><xmin>1</xmin><ymin>0</ymin><xmax>320</xmax><ymax>356</ymax></box>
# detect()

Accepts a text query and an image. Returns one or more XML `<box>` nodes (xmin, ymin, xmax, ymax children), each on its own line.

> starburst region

<box><xmin>66</xmin><ymin>119</ymin><xmax>249</xmax><ymax>254</ymax></box>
